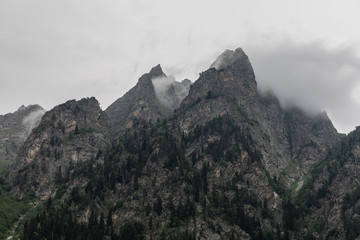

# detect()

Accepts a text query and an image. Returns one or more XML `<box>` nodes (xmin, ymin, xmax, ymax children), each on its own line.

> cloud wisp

<box><xmin>22</xmin><ymin>108</ymin><xmax>46</xmax><ymax>134</ymax></box>
<box><xmin>151</xmin><ymin>76</ymin><xmax>192</xmax><ymax>111</ymax></box>
<box><xmin>245</xmin><ymin>40</ymin><xmax>360</xmax><ymax>133</ymax></box>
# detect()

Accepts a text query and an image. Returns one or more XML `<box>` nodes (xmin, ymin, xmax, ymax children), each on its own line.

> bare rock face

<box><xmin>0</xmin><ymin>105</ymin><xmax>45</xmax><ymax>172</ymax></box>
<box><xmin>6</xmin><ymin>97</ymin><xmax>109</xmax><ymax>199</ymax></box>
<box><xmin>106</xmin><ymin>65</ymin><xmax>191</xmax><ymax>136</ymax></box>
<box><xmin>182</xmin><ymin>48</ymin><xmax>257</xmax><ymax>114</ymax></box>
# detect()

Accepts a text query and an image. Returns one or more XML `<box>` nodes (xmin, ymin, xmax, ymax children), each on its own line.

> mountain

<box><xmin>1</xmin><ymin>48</ymin><xmax>359</xmax><ymax>240</ymax></box>
<box><xmin>178</xmin><ymin>48</ymin><xmax>341</xmax><ymax>187</ymax></box>
<box><xmin>0</xmin><ymin>105</ymin><xmax>45</xmax><ymax>172</ymax></box>
<box><xmin>6</xmin><ymin>97</ymin><xmax>110</xmax><ymax>200</ymax></box>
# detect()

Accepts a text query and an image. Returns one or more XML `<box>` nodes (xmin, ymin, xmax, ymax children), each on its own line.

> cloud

<box><xmin>244</xmin><ymin>39</ymin><xmax>360</xmax><ymax>133</ymax></box>
<box><xmin>151</xmin><ymin>76</ymin><xmax>192</xmax><ymax>110</ymax></box>
<box><xmin>22</xmin><ymin>108</ymin><xmax>46</xmax><ymax>134</ymax></box>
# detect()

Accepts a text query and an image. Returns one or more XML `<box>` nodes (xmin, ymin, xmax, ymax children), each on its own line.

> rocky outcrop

<box><xmin>0</xmin><ymin>105</ymin><xmax>45</xmax><ymax>172</ymax></box>
<box><xmin>6</xmin><ymin>97</ymin><xmax>109</xmax><ymax>199</ymax></box>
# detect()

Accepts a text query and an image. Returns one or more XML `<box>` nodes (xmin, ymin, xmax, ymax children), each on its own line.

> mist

<box><xmin>22</xmin><ymin>108</ymin><xmax>46</xmax><ymax>134</ymax></box>
<box><xmin>152</xmin><ymin>76</ymin><xmax>192</xmax><ymax>110</ymax></box>
<box><xmin>245</xmin><ymin>40</ymin><xmax>360</xmax><ymax>133</ymax></box>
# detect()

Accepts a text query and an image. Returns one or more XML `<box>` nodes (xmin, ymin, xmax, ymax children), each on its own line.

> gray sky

<box><xmin>1</xmin><ymin>0</ymin><xmax>360</xmax><ymax>133</ymax></box>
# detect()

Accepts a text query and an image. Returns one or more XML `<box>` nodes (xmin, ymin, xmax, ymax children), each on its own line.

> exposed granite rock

<box><xmin>210</xmin><ymin>48</ymin><xmax>248</xmax><ymax>71</ymax></box>
<box><xmin>182</xmin><ymin>48</ymin><xmax>257</xmax><ymax>115</ymax></box>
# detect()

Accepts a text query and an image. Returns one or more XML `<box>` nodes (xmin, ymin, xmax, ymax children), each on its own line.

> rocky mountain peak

<box><xmin>106</xmin><ymin>65</ymin><xmax>171</xmax><ymax>136</ymax></box>
<box><xmin>209</xmin><ymin>47</ymin><xmax>247</xmax><ymax>70</ymax></box>
<box><xmin>137</xmin><ymin>64</ymin><xmax>166</xmax><ymax>86</ymax></box>
<box><xmin>0</xmin><ymin>104</ymin><xmax>45</xmax><ymax>172</ymax></box>
<box><xmin>149</xmin><ymin>64</ymin><xmax>165</xmax><ymax>77</ymax></box>
<box><xmin>181</xmin><ymin>48</ymin><xmax>257</xmax><ymax>110</ymax></box>
<box><xmin>106</xmin><ymin>65</ymin><xmax>192</xmax><ymax>136</ymax></box>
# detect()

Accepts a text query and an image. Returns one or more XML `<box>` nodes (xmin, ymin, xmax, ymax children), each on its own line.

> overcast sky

<box><xmin>1</xmin><ymin>0</ymin><xmax>360</xmax><ymax>133</ymax></box>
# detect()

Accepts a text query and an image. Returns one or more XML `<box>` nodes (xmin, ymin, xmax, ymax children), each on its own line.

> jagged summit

<box><xmin>106</xmin><ymin>65</ymin><xmax>173</xmax><ymax>135</ymax></box>
<box><xmin>149</xmin><ymin>64</ymin><xmax>165</xmax><ymax>77</ymax></box>
<box><xmin>105</xmin><ymin>64</ymin><xmax>192</xmax><ymax>136</ymax></box>
<box><xmin>137</xmin><ymin>64</ymin><xmax>166</xmax><ymax>85</ymax></box>
<box><xmin>181</xmin><ymin>47</ymin><xmax>257</xmax><ymax>111</ymax></box>
<box><xmin>209</xmin><ymin>48</ymin><xmax>248</xmax><ymax>70</ymax></box>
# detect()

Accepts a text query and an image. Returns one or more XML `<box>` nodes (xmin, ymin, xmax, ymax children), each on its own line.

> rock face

<box><xmin>183</xmin><ymin>48</ymin><xmax>257</xmax><ymax>113</ymax></box>
<box><xmin>0</xmin><ymin>105</ymin><xmax>45</xmax><ymax>172</ymax></box>
<box><xmin>106</xmin><ymin>65</ymin><xmax>191</xmax><ymax>136</ymax></box>
<box><xmin>6</xmin><ymin>97</ymin><xmax>109</xmax><ymax>199</ymax></box>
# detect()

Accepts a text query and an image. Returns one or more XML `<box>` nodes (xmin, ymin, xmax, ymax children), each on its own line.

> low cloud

<box><xmin>152</xmin><ymin>76</ymin><xmax>192</xmax><ymax>110</ymax></box>
<box><xmin>245</xmin><ymin>40</ymin><xmax>360</xmax><ymax>133</ymax></box>
<box><xmin>22</xmin><ymin>108</ymin><xmax>46</xmax><ymax>134</ymax></box>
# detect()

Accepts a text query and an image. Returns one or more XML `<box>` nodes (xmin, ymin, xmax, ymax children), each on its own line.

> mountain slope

<box><xmin>19</xmin><ymin>117</ymin><xmax>280</xmax><ymax>239</ymax></box>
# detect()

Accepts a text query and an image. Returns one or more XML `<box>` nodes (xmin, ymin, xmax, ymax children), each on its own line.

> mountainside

<box><xmin>294</xmin><ymin>126</ymin><xmax>360</xmax><ymax>239</ymax></box>
<box><xmin>1</xmin><ymin>47</ymin><xmax>359</xmax><ymax>240</ymax></box>
<box><xmin>0</xmin><ymin>105</ymin><xmax>45</xmax><ymax>172</ymax></box>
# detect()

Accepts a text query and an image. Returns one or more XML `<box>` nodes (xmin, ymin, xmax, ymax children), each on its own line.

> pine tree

<box><xmin>107</xmin><ymin>210</ymin><xmax>113</xmax><ymax>227</ymax></box>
